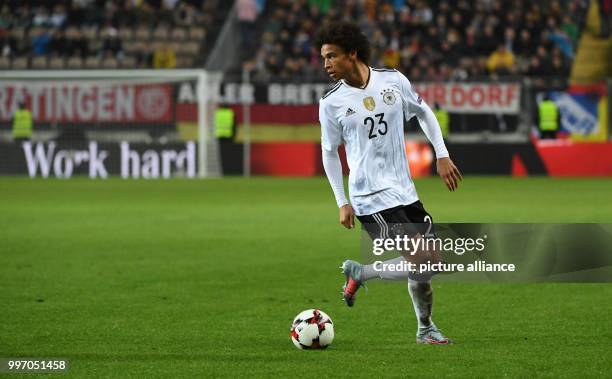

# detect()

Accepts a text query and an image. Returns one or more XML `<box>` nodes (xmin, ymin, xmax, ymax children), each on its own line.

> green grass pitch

<box><xmin>1</xmin><ymin>177</ymin><xmax>611</xmax><ymax>378</ymax></box>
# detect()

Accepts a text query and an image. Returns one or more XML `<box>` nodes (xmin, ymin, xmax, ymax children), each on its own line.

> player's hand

<box><xmin>339</xmin><ymin>204</ymin><xmax>355</xmax><ymax>229</ymax></box>
<box><xmin>437</xmin><ymin>157</ymin><xmax>462</xmax><ymax>191</ymax></box>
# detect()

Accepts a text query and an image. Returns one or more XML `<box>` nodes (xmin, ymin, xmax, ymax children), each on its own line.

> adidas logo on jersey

<box><xmin>345</xmin><ymin>108</ymin><xmax>356</xmax><ymax>117</ymax></box>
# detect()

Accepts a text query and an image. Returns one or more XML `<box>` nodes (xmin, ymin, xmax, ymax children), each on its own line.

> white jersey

<box><xmin>319</xmin><ymin>68</ymin><xmax>448</xmax><ymax>216</ymax></box>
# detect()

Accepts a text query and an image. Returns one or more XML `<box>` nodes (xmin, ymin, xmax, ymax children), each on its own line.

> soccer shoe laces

<box><xmin>421</xmin><ymin>326</ymin><xmax>449</xmax><ymax>342</ymax></box>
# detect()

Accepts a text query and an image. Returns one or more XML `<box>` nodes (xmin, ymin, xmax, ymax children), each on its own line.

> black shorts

<box><xmin>356</xmin><ymin>201</ymin><xmax>435</xmax><ymax>241</ymax></box>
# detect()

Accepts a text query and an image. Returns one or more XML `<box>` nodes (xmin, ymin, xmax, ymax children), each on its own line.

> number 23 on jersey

<box><xmin>364</xmin><ymin>113</ymin><xmax>387</xmax><ymax>139</ymax></box>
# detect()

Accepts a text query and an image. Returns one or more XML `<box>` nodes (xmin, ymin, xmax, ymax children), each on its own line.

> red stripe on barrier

<box><xmin>534</xmin><ymin>140</ymin><xmax>612</xmax><ymax>176</ymax></box>
<box><xmin>251</xmin><ymin>143</ymin><xmax>319</xmax><ymax>176</ymax></box>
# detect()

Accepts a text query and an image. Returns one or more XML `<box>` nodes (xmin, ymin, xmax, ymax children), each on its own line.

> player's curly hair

<box><xmin>314</xmin><ymin>21</ymin><xmax>371</xmax><ymax>65</ymax></box>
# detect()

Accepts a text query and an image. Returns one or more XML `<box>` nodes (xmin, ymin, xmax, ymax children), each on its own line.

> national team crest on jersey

<box><xmin>363</xmin><ymin>96</ymin><xmax>376</xmax><ymax>111</ymax></box>
<box><xmin>381</xmin><ymin>89</ymin><xmax>396</xmax><ymax>105</ymax></box>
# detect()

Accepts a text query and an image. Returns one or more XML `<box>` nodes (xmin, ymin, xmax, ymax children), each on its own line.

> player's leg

<box><xmin>339</xmin><ymin>213</ymin><xmax>376</xmax><ymax>307</ymax></box>
<box><xmin>408</xmin><ymin>278</ymin><xmax>451</xmax><ymax>344</ymax></box>
<box><xmin>351</xmin><ymin>202</ymin><xmax>451</xmax><ymax>343</ymax></box>
<box><xmin>343</xmin><ymin>255</ymin><xmax>410</xmax><ymax>284</ymax></box>
<box><xmin>402</xmin><ymin>201</ymin><xmax>452</xmax><ymax>344</ymax></box>
<box><xmin>340</xmin><ymin>210</ymin><xmax>410</xmax><ymax>306</ymax></box>
<box><xmin>356</xmin><ymin>203</ymin><xmax>437</xmax><ymax>282</ymax></box>
<box><xmin>341</xmin><ymin>205</ymin><xmax>437</xmax><ymax>305</ymax></box>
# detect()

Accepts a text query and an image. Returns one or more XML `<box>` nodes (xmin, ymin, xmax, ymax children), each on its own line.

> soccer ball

<box><xmin>290</xmin><ymin>309</ymin><xmax>334</xmax><ymax>349</ymax></box>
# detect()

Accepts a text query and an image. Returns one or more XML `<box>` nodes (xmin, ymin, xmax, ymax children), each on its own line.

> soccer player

<box><xmin>315</xmin><ymin>22</ymin><xmax>462</xmax><ymax>345</ymax></box>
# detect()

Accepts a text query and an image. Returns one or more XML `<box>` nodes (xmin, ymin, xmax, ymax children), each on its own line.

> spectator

<box><xmin>561</xmin><ymin>16</ymin><xmax>579</xmax><ymax>45</ymax></box>
<box><xmin>451</xmin><ymin>59</ymin><xmax>470</xmax><ymax>80</ymax></box>
<box><xmin>486</xmin><ymin>44</ymin><xmax>515</xmax><ymax>74</ymax></box>
<box><xmin>551</xmin><ymin>54</ymin><xmax>569</xmax><ymax>77</ymax></box>
<box><xmin>68</xmin><ymin>0</ymin><xmax>94</xmax><ymax>26</ymax></box>
<box><xmin>382</xmin><ymin>47</ymin><xmax>400</xmax><ymax>69</ymax></box>
<box><xmin>464</xmin><ymin>25</ymin><xmax>477</xmax><ymax>54</ymax></box>
<box><xmin>265</xmin><ymin>54</ymin><xmax>281</xmax><ymax>76</ymax></box>
<box><xmin>14</xmin><ymin>5</ymin><xmax>33</xmax><ymax>29</ymax></box>
<box><xmin>1</xmin><ymin>31</ymin><xmax>16</xmax><ymax>57</ymax></box>
<box><xmin>67</xmin><ymin>28</ymin><xmax>88</xmax><ymax>59</ymax></box>
<box><xmin>527</xmin><ymin>56</ymin><xmax>545</xmax><ymax>77</ymax></box>
<box><xmin>153</xmin><ymin>43</ymin><xmax>176</xmax><ymax>68</ymax></box>
<box><xmin>32</xmin><ymin>6</ymin><xmax>51</xmax><ymax>28</ymax></box>
<box><xmin>284</xmin><ymin>13</ymin><xmax>299</xmax><ymax>35</ymax></box>
<box><xmin>476</xmin><ymin>25</ymin><xmax>499</xmax><ymax>55</ymax></box>
<box><xmin>433</xmin><ymin>102</ymin><xmax>450</xmax><ymax>138</ymax></box>
<box><xmin>162</xmin><ymin>0</ymin><xmax>179</xmax><ymax>10</ymax></box>
<box><xmin>548</xmin><ymin>27</ymin><xmax>574</xmax><ymax>59</ymax></box>
<box><xmin>413</xmin><ymin>1</ymin><xmax>433</xmax><ymax>25</ymax></box>
<box><xmin>50</xmin><ymin>4</ymin><xmax>67</xmax><ymax>28</ymax></box>
<box><xmin>12</xmin><ymin>101</ymin><xmax>33</xmax><ymax>144</ymax></box>
<box><xmin>0</xmin><ymin>5</ymin><xmax>11</xmax><ymax>29</ymax></box>
<box><xmin>449</xmin><ymin>10</ymin><xmax>467</xmax><ymax>36</ymax></box>
<box><xmin>294</xmin><ymin>31</ymin><xmax>311</xmax><ymax>58</ymax></box>
<box><xmin>236</xmin><ymin>0</ymin><xmax>257</xmax><ymax>50</ymax></box>
<box><xmin>0</xmin><ymin>0</ymin><xmax>229</xmax><ymax>70</ymax></box>
<box><xmin>364</xmin><ymin>0</ymin><xmax>377</xmax><ymax>21</ymax></box>
<box><xmin>243</xmin><ymin>0</ymin><xmax>589</xmax><ymax>81</ymax></box>
<box><xmin>504</xmin><ymin>27</ymin><xmax>516</xmax><ymax>52</ymax></box>
<box><xmin>157</xmin><ymin>0</ymin><xmax>178</xmax><ymax>24</ymax></box>
<box><xmin>30</xmin><ymin>27</ymin><xmax>52</xmax><ymax>56</ymax></box>
<box><xmin>0</xmin><ymin>0</ymin><xmax>590</xmax><ymax>79</ymax></box>
<box><xmin>256</xmin><ymin>0</ymin><xmax>266</xmax><ymax>14</ymax></box>
<box><xmin>535</xmin><ymin>45</ymin><xmax>552</xmax><ymax>72</ymax></box>
<box><xmin>538</xmin><ymin>94</ymin><xmax>560</xmax><ymax>139</ymax></box>
<box><xmin>515</xmin><ymin>29</ymin><xmax>536</xmax><ymax>56</ymax></box>
<box><xmin>264</xmin><ymin>9</ymin><xmax>283</xmax><ymax>34</ymax></box>
<box><xmin>391</xmin><ymin>0</ymin><xmax>405</xmax><ymax>13</ymax></box>
<box><xmin>100</xmin><ymin>25</ymin><xmax>123</xmax><ymax>59</ymax></box>
<box><xmin>469</xmin><ymin>57</ymin><xmax>488</xmax><ymax>78</ymax></box>
<box><xmin>440</xmin><ymin>40</ymin><xmax>460</xmax><ymax>67</ymax></box>
<box><xmin>135</xmin><ymin>44</ymin><xmax>154</xmax><ymax>68</ymax></box>
<box><xmin>278</xmin><ymin>28</ymin><xmax>291</xmax><ymax>54</ymax></box>
<box><xmin>50</xmin><ymin>29</ymin><xmax>69</xmax><ymax>57</ymax></box>
<box><xmin>174</xmin><ymin>2</ymin><xmax>197</xmax><ymax>26</ymax></box>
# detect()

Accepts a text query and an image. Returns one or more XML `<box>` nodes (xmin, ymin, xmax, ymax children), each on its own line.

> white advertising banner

<box><xmin>412</xmin><ymin>83</ymin><xmax>521</xmax><ymax>114</ymax></box>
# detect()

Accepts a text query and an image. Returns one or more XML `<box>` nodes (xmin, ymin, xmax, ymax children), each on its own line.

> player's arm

<box><xmin>322</xmin><ymin>149</ymin><xmax>354</xmax><ymax>229</ymax></box>
<box><xmin>416</xmin><ymin>102</ymin><xmax>462</xmax><ymax>191</ymax></box>
<box><xmin>397</xmin><ymin>72</ymin><xmax>462</xmax><ymax>191</ymax></box>
<box><xmin>319</xmin><ymin>100</ymin><xmax>354</xmax><ymax>229</ymax></box>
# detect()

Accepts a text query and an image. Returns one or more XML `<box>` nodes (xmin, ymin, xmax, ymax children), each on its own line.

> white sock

<box><xmin>408</xmin><ymin>279</ymin><xmax>434</xmax><ymax>329</ymax></box>
<box><xmin>361</xmin><ymin>256</ymin><xmax>411</xmax><ymax>281</ymax></box>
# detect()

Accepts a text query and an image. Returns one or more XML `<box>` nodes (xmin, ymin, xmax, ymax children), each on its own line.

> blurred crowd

<box><xmin>242</xmin><ymin>0</ymin><xmax>589</xmax><ymax>82</ymax></box>
<box><xmin>0</xmin><ymin>0</ymin><xmax>223</xmax><ymax>69</ymax></box>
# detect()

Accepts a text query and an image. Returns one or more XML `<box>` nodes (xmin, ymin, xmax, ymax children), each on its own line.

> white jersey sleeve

<box><xmin>397</xmin><ymin>72</ymin><xmax>449</xmax><ymax>159</ymax></box>
<box><xmin>321</xmin><ymin>148</ymin><xmax>349</xmax><ymax>207</ymax></box>
<box><xmin>319</xmin><ymin>94</ymin><xmax>349</xmax><ymax>208</ymax></box>
<box><xmin>319</xmin><ymin>98</ymin><xmax>342</xmax><ymax>152</ymax></box>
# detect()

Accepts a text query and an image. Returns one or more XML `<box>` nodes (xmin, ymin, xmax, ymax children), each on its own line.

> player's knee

<box><xmin>408</xmin><ymin>269</ymin><xmax>435</xmax><ymax>283</ymax></box>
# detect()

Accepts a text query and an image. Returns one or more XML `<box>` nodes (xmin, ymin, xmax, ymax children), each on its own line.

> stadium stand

<box><xmin>239</xmin><ymin>0</ymin><xmax>590</xmax><ymax>83</ymax></box>
<box><xmin>0</xmin><ymin>0</ymin><xmax>231</xmax><ymax>69</ymax></box>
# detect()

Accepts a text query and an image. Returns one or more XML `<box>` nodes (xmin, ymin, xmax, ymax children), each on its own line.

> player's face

<box><xmin>321</xmin><ymin>44</ymin><xmax>354</xmax><ymax>81</ymax></box>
